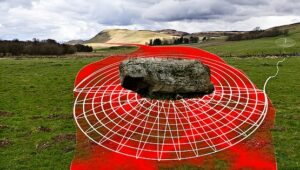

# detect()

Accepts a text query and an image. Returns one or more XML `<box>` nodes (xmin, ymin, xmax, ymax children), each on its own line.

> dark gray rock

<box><xmin>119</xmin><ymin>58</ymin><xmax>214</xmax><ymax>100</ymax></box>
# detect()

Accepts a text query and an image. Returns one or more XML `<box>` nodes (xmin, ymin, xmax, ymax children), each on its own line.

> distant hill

<box><xmin>84</xmin><ymin>29</ymin><xmax>178</xmax><ymax>48</ymax></box>
<box><xmin>65</xmin><ymin>39</ymin><xmax>84</xmax><ymax>45</ymax></box>
<box><xmin>191</xmin><ymin>31</ymin><xmax>246</xmax><ymax>37</ymax></box>
<box><xmin>155</xmin><ymin>29</ymin><xmax>189</xmax><ymax>36</ymax></box>
<box><xmin>266</xmin><ymin>22</ymin><xmax>300</xmax><ymax>31</ymax></box>
<box><xmin>188</xmin><ymin>22</ymin><xmax>300</xmax><ymax>57</ymax></box>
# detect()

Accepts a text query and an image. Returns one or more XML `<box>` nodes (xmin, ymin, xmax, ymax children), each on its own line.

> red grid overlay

<box><xmin>71</xmin><ymin>45</ymin><xmax>276</xmax><ymax>170</ymax></box>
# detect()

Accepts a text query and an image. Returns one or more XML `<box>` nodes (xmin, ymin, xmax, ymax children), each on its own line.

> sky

<box><xmin>0</xmin><ymin>0</ymin><xmax>300</xmax><ymax>41</ymax></box>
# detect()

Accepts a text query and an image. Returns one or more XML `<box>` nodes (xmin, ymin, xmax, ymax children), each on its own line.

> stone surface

<box><xmin>119</xmin><ymin>57</ymin><xmax>214</xmax><ymax>99</ymax></box>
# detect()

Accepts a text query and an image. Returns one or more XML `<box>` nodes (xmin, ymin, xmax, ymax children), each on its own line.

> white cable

<box><xmin>263</xmin><ymin>58</ymin><xmax>286</xmax><ymax>93</ymax></box>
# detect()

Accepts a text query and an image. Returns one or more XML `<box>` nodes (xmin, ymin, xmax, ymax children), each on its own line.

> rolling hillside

<box><xmin>84</xmin><ymin>29</ymin><xmax>179</xmax><ymax>49</ymax></box>
<box><xmin>188</xmin><ymin>22</ymin><xmax>300</xmax><ymax>57</ymax></box>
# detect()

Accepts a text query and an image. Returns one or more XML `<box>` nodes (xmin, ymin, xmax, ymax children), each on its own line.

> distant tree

<box><xmin>148</xmin><ymin>36</ymin><xmax>199</xmax><ymax>46</ymax></box>
<box><xmin>64</xmin><ymin>44</ymin><xmax>77</xmax><ymax>54</ymax></box>
<box><xmin>173</xmin><ymin>36</ymin><xmax>184</xmax><ymax>44</ymax></box>
<box><xmin>75</xmin><ymin>44</ymin><xmax>93</xmax><ymax>52</ymax></box>
<box><xmin>227</xmin><ymin>28</ymin><xmax>288</xmax><ymax>41</ymax></box>
<box><xmin>0</xmin><ymin>38</ymin><xmax>78</xmax><ymax>56</ymax></box>
<box><xmin>162</xmin><ymin>38</ymin><xmax>170</xmax><ymax>45</ymax></box>
<box><xmin>153</xmin><ymin>38</ymin><xmax>162</xmax><ymax>45</ymax></box>
<box><xmin>252</xmin><ymin>27</ymin><xmax>262</xmax><ymax>31</ymax></box>
<box><xmin>183</xmin><ymin>38</ymin><xmax>189</xmax><ymax>44</ymax></box>
<box><xmin>149</xmin><ymin>39</ymin><xmax>153</xmax><ymax>46</ymax></box>
<box><xmin>33</xmin><ymin>38</ymin><xmax>39</xmax><ymax>44</ymax></box>
<box><xmin>10</xmin><ymin>39</ymin><xmax>23</xmax><ymax>56</ymax></box>
<box><xmin>45</xmin><ymin>39</ymin><xmax>57</xmax><ymax>44</ymax></box>
<box><xmin>178</xmin><ymin>36</ymin><xmax>184</xmax><ymax>44</ymax></box>
<box><xmin>190</xmin><ymin>36</ymin><xmax>199</xmax><ymax>43</ymax></box>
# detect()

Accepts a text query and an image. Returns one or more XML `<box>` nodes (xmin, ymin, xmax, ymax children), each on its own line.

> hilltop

<box><xmin>66</xmin><ymin>39</ymin><xmax>84</xmax><ymax>45</ymax></box>
<box><xmin>83</xmin><ymin>29</ymin><xmax>178</xmax><ymax>48</ymax></box>
<box><xmin>155</xmin><ymin>29</ymin><xmax>189</xmax><ymax>36</ymax></box>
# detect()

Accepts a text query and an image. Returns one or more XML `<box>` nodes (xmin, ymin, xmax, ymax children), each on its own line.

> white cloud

<box><xmin>0</xmin><ymin>0</ymin><xmax>299</xmax><ymax>41</ymax></box>
<box><xmin>142</xmin><ymin>0</ymin><xmax>236</xmax><ymax>21</ymax></box>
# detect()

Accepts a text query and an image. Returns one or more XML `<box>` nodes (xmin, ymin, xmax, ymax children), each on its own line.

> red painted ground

<box><xmin>71</xmin><ymin>45</ymin><xmax>276</xmax><ymax>170</ymax></box>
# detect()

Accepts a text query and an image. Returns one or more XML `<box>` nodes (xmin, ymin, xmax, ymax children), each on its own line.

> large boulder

<box><xmin>119</xmin><ymin>58</ymin><xmax>214</xmax><ymax>99</ymax></box>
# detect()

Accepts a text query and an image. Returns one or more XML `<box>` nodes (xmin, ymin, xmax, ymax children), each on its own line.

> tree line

<box><xmin>148</xmin><ymin>36</ymin><xmax>204</xmax><ymax>46</ymax></box>
<box><xmin>0</xmin><ymin>39</ymin><xmax>93</xmax><ymax>57</ymax></box>
<box><xmin>74</xmin><ymin>44</ymin><xmax>93</xmax><ymax>53</ymax></box>
<box><xmin>227</xmin><ymin>28</ymin><xmax>288</xmax><ymax>41</ymax></box>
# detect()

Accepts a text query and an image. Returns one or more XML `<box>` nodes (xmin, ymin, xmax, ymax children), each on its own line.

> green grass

<box><xmin>187</xmin><ymin>25</ymin><xmax>300</xmax><ymax>57</ymax></box>
<box><xmin>93</xmin><ymin>46</ymin><xmax>138</xmax><ymax>54</ymax></box>
<box><xmin>224</xmin><ymin>57</ymin><xmax>300</xmax><ymax>169</ymax></box>
<box><xmin>0</xmin><ymin>57</ymin><xmax>104</xmax><ymax>169</ymax></box>
<box><xmin>0</xmin><ymin>56</ymin><xmax>299</xmax><ymax>169</ymax></box>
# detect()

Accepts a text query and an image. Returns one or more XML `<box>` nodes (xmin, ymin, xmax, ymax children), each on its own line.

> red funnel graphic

<box><xmin>71</xmin><ymin>45</ymin><xmax>276</xmax><ymax>170</ymax></box>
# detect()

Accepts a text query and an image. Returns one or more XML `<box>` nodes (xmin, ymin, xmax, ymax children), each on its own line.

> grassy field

<box><xmin>225</xmin><ymin>57</ymin><xmax>300</xmax><ymax>169</ymax></box>
<box><xmin>0</xmin><ymin>54</ymin><xmax>299</xmax><ymax>169</ymax></box>
<box><xmin>0</xmin><ymin>57</ymin><xmax>104</xmax><ymax>169</ymax></box>
<box><xmin>187</xmin><ymin>24</ymin><xmax>300</xmax><ymax>57</ymax></box>
<box><xmin>92</xmin><ymin>46</ymin><xmax>137</xmax><ymax>54</ymax></box>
